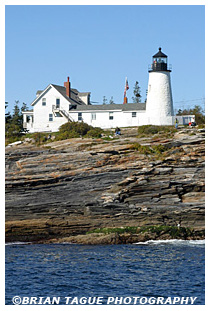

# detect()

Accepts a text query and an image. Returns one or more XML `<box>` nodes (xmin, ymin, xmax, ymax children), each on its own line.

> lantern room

<box><xmin>149</xmin><ymin>47</ymin><xmax>171</xmax><ymax>72</ymax></box>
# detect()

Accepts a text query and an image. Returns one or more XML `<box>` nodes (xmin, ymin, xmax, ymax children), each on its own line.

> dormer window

<box><xmin>42</xmin><ymin>98</ymin><xmax>46</xmax><ymax>106</ymax></box>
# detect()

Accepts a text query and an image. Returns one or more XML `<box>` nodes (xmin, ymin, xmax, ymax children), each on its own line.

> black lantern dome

<box><xmin>149</xmin><ymin>47</ymin><xmax>171</xmax><ymax>72</ymax></box>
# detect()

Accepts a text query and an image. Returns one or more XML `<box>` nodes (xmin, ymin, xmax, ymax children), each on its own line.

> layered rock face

<box><xmin>5</xmin><ymin>127</ymin><xmax>205</xmax><ymax>243</ymax></box>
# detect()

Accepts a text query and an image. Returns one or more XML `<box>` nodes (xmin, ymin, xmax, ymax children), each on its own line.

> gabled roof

<box><xmin>31</xmin><ymin>84</ymin><xmax>87</xmax><ymax>106</ymax></box>
<box><xmin>71</xmin><ymin>102</ymin><xmax>146</xmax><ymax>112</ymax></box>
<box><xmin>51</xmin><ymin>84</ymin><xmax>86</xmax><ymax>105</ymax></box>
<box><xmin>31</xmin><ymin>84</ymin><xmax>52</xmax><ymax>106</ymax></box>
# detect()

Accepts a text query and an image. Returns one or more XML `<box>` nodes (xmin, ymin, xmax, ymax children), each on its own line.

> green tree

<box><xmin>5</xmin><ymin>100</ymin><xmax>24</xmax><ymax>139</ymax></box>
<box><xmin>109</xmin><ymin>96</ymin><xmax>115</xmax><ymax>105</ymax></box>
<box><xmin>5</xmin><ymin>102</ymin><xmax>11</xmax><ymax>123</ymax></box>
<box><xmin>21</xmin><ymin>102</ymin><xmax>28</xmax><ymax>112</ymax></box>
<box><xmin>103</xmin><ymin>96</ymin><xmax>107</xmax><ymax>105</ymax></box>
<box><xmin>132</xmin><ymin>81</ymin><xmax>142</xmax><ymax>103</ymax></box>
<box><xmin>177</xmin><ymin>109</ymin><xmax>183</xmax><ymax>115</ymax></box>
<box><xmin>12</xmin><ymin>101</ymin><xmax>22</xmax><ymax>128</ymax></box>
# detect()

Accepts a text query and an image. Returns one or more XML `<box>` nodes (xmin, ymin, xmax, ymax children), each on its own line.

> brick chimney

<box><xmin>64</xmin><ymin>76</ymin><xmax>71</xmax><ymax>98</ymax></box>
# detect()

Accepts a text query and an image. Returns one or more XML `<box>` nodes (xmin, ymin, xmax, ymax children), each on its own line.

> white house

<box><xmin>23</xmin><ymin>77</ymin><xmax>91</xmax><ymax>132</ymax></box>
<box><xmin>23</xmin><ymin>48</ymin><xmax>195</xmax><ymax>133</ymax></box>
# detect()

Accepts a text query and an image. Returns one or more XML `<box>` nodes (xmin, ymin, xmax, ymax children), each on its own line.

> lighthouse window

<box><xmin>42</xmin><ymin>98</ymin><xmax>46</xmax><ymax>106</ymax></box>
<box><xmin>132</xmin><ymin>112</ymin><xmax>137</xmax><ymax>118</ymax></box>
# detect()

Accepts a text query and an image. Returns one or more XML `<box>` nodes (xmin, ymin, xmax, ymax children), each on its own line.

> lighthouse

<box><xmin>146</xmin><ymin>47</ymin><xmax>174</xmax><ymax>125</ymax></box>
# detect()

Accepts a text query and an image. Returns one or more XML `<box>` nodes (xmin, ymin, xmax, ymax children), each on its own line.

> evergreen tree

<box><xmin>12</xmin><ymin>101</ymin><xmax>22</xmax><ymax>128</ymax></box>
<box><xmin>132</xmin><ymin>81</ymin><xmax>142</xmax><ymax>103</ymax></box>
<box><xmin>21</xmin><ymin>102</ymin><xmax>28</xmax><ymax>112</ymax></box>
<box><xmin>103</xmin><ymin>96</ymin><xmax>107</xmax><ymax>105</ymax></box>
<box><xmin>109</xmin><ymin>96</ymin><xmax>115</xmax><ymax>105</ymax></box>
<box><xmin>5</xmin><ymin>102</ymin><xmax>11</xmax><ymax>123</ymax></box>
<box><xmin>177</xmin><ymin>109</ymin><xmax>183</xmax><ymax>115</ymax></box>
<box><xmin>5</xmin><ymin>100</ymin><xmax>24</xmax><ymax>138</ymax></box>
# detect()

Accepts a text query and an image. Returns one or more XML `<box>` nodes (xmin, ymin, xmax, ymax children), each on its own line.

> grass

<box><xmin>102</xmin><ymin>136</ymin><xmax>118</xmax><ymax>141</ymax></box>
<box><xmin>5</xmin><ymin>135</ymin><xmax>25</xmax><ymax>146</ymax></box>
<box><xmin>197</xmin><ymin>124</ymin><xmax>205</xmax><ymax>129</ymax></box>
<box><xmin>130</xmin><ymin>143</ymin><xmax>169</xmax><ymax>155</ymax></box>
<box><xmin>137</xmin><ymin>125</ymin><xmax>177</xmax><ymax>136</ymax></box>
<box><xmin>86</xmin><ymin>225</ymin><xmax>194</xmax><ymax>239</ymax></box>
<box><xmin>87</xmin><ymin>226</ymin><xmax>139</xmax><ymax>235</ymax></box>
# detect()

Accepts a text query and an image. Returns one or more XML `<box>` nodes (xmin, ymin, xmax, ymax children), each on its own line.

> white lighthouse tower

<box><xmin>146</xmin><ymin>47</ymin><xmax>174</xmax><ymax>125</ymax></box>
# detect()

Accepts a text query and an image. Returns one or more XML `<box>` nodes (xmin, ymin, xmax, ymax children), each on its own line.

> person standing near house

<box><xmin>175</xmin><ymin>118</ymin><xmax>179</xmax><ymax>129</ymax></box>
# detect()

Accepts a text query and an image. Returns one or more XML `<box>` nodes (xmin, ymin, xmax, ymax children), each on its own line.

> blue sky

<box><xmin>5</xmin><ymin>5</ymin><xmax>205</xmax><ymax>113</ymax></box>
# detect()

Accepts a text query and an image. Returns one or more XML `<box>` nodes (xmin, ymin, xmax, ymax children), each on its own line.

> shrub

<box><xmin>130</xmin><ymin>143</ymin><xmax>153</xmax><ymax>154</ymax></box>
<box><xmin>86</xmin><ymin>127</ymin><xmax>103</xmax><ymax>138</ymax></box>
<box><xmin>138</xmin><ymin>125</ymin><xmax>160</xmax><ymax>135</ymax></box>
<box><xmin>55</xmin><ymin>130</ymin><xmax>80</xmax><ymax>141</ymax></box>
<box><xmin>32</xmin><ymin>132</ymin><xmax>48</xmax><ymax>145</ymax></box>
<box><xmin>152</xmin><ymin>144</ymin><xmax>169</xmax><ymax>154</ymax></box>
<box><xmin>130</xmin><ymin>143</ymin><xmax>169</xmax><ymax>155</ymax></box>
<box><xmin>138</xmin><ymin>125</ymin><xmax>176</xmax><ymax>135</ymax></box>
<box><xmin>57</xmin><ymin>122</ymin><xmax>104</xmax><ymax>140</ymax></box>
<box><xmin>59</xmin><ymin>121</ymin><xmax>92</xmax><ymax>136</ymax></box>
<box><xmin>129</xmin><ymin>142</ymin><xmax>140</xmax><ymax>151</ymax></box>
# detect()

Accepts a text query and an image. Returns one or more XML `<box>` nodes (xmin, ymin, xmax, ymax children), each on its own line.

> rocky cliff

<box><xmin>5</xmin><ymin>127</ymin><xmax>205</xmax><ymax>244</ymax></box>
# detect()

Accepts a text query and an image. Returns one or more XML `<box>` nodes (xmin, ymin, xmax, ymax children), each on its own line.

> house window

<box><xmin>69</xmin><ymin>104</ymin><xmax>77</xmax><ymax>110</ymax></box>
<box><xmin>132</xmin><ymin>112</ymin><xmax>137</xmax><ymax>117</ymax></box>
<box><xmin>42</xmin><ymin>98</ymin><xmax>46</xmax><ymax>106</ymax></box>
<box><xmin>56</xmin><ymin>98</ymin><xmax>60</xmax><ymax>109</ymax></box>
<box><xmin>91</xmin><ymin>113</ymin><xmax>96</xmax><ymax>120</ymax></box>
<box><xmin>49</xmin><ymin>114</ymin><xmax>53</xmax><ymax>121</ymax></box>
<box><xmin>109</xmin><ymin>112</ymin><xmax>113</xmax><ymax>120</ymax></box>
<box><xmin>55</xmin><ymin>112</ymin><xmax>62</xmax><ymax>117</ymax></box>
<box><xmin>78</xmin><ymin>112</ymin><xmax>82</xmax><ymax>121</ymax></box>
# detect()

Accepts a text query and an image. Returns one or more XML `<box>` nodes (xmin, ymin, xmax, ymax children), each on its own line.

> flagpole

<box><xmin>123</xmin><ymin>77</ymin><xmax>129</xmax><ymax>104</ymax></box>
